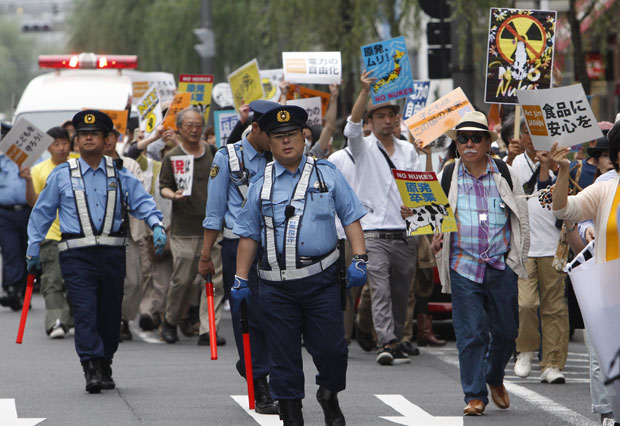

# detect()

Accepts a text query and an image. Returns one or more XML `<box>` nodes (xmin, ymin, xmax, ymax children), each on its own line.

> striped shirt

<box><xmin>450</xmin><ymin>158</ymin><xmax>511</xmax><ymax>283</ymax></box>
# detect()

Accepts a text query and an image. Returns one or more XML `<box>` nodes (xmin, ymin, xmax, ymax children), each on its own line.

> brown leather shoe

<box><xmin>489</xmin><ymin>384</ymin><xmax>510</xmax><ymax>409</ymax></box>
<box><xmin>463</xmin><ymin>399</ymin><xmax>485</xmax><ymax>416</ymax></box>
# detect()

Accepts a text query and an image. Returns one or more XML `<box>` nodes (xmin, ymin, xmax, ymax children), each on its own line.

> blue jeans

<box><xmin>450</xmin><ymin>265</ymin><xmax>518</xmax><ymax>405</ymax></box>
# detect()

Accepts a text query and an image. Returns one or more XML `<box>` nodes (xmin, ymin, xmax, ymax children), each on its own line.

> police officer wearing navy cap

<box><xmin>199</xmin><ymin>99</ymin><xmax>279</xmax><ymax>414</ymax></box>
<box><xmin>26</xmin><ymin>110</ymin><xmax>167</xmax><ymax>394</ymax></box>
<box><xmin>233</xmin><ymin>105</ymin><xmax>368</xmax><ymax>426</ymax></box>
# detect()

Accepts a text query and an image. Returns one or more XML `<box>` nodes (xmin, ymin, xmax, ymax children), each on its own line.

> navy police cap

<box><xmin>72</xmin><ymin>110</ymin><xmax>114</xmax><ymax>134</ymax></box>
<box><xmin>258</xmin><ymin>105</ymin><xmax>308</xmax><ymax>134</ymax></box>
<box><xmin>249</xmin><ymin>100</ymin><xmax>281</xmax><ymax>123</ymax></box>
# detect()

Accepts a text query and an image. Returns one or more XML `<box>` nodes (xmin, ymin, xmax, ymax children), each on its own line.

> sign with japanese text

<box><xmin>361</xmin><ymin>36</ymin><xmax>414</xmax><ymax>104</ymax></box>
<box><xmin>286</xmin><ymin>84</ymin><xmax>331</xmax><ymax>117</ymax></box>
<box><xmin>137</xmin><ymin>87</ymin><xmax>162</xmax><ymax>139</ymax></box>
<box><xmin>404</xmin><ymin>87</ymin><xmax>474</xmax><ymax>147</ymax></box>
<box><xmin>84</xmin><ymin>109</ymin><xmax>128</xmax><ymax>141</ymax></box>
<box><xmin>403</xmin><ymin>81</ymin><xmax>431</xmax><ymax>119</ymax></box>
<box><xmin>485</xmin><ymin>8</ymin><xmax>556</xmax><ymax>104</ymax></box>
<box><xmin>162</xmin><ymin>92</ymin><xmax>192</xmax><ymax>131</ymax></box>
<box><xmin>0</xmin><ymin>118</ymin><xmax>53</xmax><ymax>168</ymax></box>
<box><xmin>130</xmin><ymin>72</ymin><xmax>177</xmax><ymax>105</ymax></box>
<box><xmin>214</xmin><ymin>110</ymin><xmax>239</xmax><ymax>147</ymax></box>
<box><xmin>170</xmin><ymin>155</ymin><xmax>194</xmax><ymax>196</ymax></box>
<box><xmin>282</xmin><ymin>51</ymin><xmax>342</xmax><ymax>85</ymax></box>
<box><xmin>287</xmin><ymin>97</ymin><xmax>322</xmax><ymax>127</ymax></box>
<box><xmin>178</xmin><ymin>74</ymin><xmax>214</xmax><ymax>122</ymax></box>
<box><xmin>392</xmin><ymin>169</ymin><xmax>457</xmax><ymax>235</ymax></box>
<box><xmin>228</xmin><ymin>59</ymin><xmax>264</xmax><ymax>111</ymax></box>
<box><xmin>260</xmin><ymin>69</ymin><xmax>284</xmax><ymax>102</ymax></box>
<box><xmin>517</xmin><ymin>84</ymin><xmax>602</xmax><ymax>150</ymax></box>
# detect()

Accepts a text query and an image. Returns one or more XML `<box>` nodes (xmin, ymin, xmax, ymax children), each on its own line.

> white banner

<box><xmin>0</xmin><ymin>118</ymin><xmax>53</xmax><ymax>169</ymax></box>
<box><xmin>169</xmin><ymin>155</ymin><xmax>194</xmax><ymax>196</ymax></box>
<box><xmin>287</xmin><ymin>97</ymin><xmax>322</xmax><ymax>127</ymax></box>
<box><xmin>282</xmin><ymin>51</ymin><xmax>341</xmax><ymax>85</ymax></box>
<box><xmin>128</xmin><ymin>71</ymin><xmax>177</xmax><ymax>105</ymax></box>
<box><xmin>137</xmin><ymin>87</ymin><xmax>163</xmax><ymax>139</ymax></box>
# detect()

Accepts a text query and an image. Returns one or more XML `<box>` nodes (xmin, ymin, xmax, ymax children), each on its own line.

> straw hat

<box><xmin>446</xmin><ymin>111</ymin><xmax>498</xmax><ymax>142</ymax></box>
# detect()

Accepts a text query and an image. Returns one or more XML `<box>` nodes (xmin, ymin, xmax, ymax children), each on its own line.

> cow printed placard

<box><xmin>392</xmin><ymin>170</ymin><xmax>457</xmax><ymax>236</ymax></box>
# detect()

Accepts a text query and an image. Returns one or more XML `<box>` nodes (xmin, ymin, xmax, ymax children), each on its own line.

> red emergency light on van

<box><xmin>38</xmin><ymin>53</ymin><xmax>138</xmax><ymax>69</ymax></box>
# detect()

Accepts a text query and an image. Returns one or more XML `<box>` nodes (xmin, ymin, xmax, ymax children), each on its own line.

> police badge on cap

<box><xmin>258</xmin><ymin>105</ymin><xmax>308</xmax><ymax>134</ymax></box>
<box><xmin>72</xmin><ymin>110</ymin><xmax>114</xmax><ymax>134</ymax></box>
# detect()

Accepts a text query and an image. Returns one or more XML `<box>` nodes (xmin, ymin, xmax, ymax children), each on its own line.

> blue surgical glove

<box><xmin>26</xmin><ymin>256</ymin><xmax>41</xmax><ymax>274</ymax></box>
<box><xmin>153</xmin><ymin>225</ymin><xmax>167</xmax><ymax>255</ymax></box>
<box><xmin>231</xmin><ymin>275</ymin><xmax>250</xmax><ymax>313</ymax></box>
<box><xmin>347</xmin><ymin>256</ymin><xmax>367</xmax><ymax>288</ymax></box>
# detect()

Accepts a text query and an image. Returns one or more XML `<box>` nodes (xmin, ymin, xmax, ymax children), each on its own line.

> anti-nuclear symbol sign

<box><xmin>145</xmin><ymin>112</ymin><xmax>156</xmax><ymax>134</ymax></box>
<box><xmin>497</xmin><ymin>15</ymin><xmax>547</xmax><ymax>65</ymax></box>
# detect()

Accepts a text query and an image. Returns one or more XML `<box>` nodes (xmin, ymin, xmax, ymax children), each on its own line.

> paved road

<box><xmin>0</xmin><ymin>293</ymin><xmax>601</xmax><ymax>425</ymax></box>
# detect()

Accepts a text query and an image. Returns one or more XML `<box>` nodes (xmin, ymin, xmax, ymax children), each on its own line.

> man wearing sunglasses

<box><xmin>432</xmin><ymin>111</ymin><xmax>530</xmax><ymax>416</ymax></box>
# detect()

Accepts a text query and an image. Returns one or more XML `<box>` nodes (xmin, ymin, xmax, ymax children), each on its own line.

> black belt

<box><xmin>363</xmin><ymin>230</ymin><xmax>406</xmax><ymax>240</ymax></box>
<box><xmin>0</xmin><ymin>204</ymin><xmax>30</xmax><ymax>212</ymax></box>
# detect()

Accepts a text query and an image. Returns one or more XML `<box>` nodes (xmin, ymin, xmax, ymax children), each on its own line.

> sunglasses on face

<box><xmin>456</xmin><ymin>133</ymin><xmax>486</xmax><ymax>144</ymax></box>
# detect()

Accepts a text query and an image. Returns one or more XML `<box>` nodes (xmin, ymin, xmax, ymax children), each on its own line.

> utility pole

<box><xmin>194</xmin><ymin>0</ymin><xmax>215</xmax><ymax>75</ymax></box>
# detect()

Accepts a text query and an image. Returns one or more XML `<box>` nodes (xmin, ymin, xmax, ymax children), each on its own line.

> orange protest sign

<box><xmin>287</xmin><ymin>84</ymin><xmax>331</xmax><ymax>117</ymax></box>
<box><xmin>162</xmin><ymin>92</ymin><xmax>192</xmax><ymax>130</ymax></box>
<box><xmin>521</xmin><ymin>105</ymin><xmax>548</xmax><ymax>136</ymax></box>
<box><xmin>404</xmin><ymin>87</ymin><xmax>473</xmax><ymax>147</ymax></box>
<box><xmin>98</xmin><ymin>109</ymin><xmax>128</xmax><ymax>136</ymax></box>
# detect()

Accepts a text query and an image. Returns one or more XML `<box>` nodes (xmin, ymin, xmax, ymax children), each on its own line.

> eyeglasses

<box><xmin>271</xmin><ymin>130</ymin><xmax>301</xmax><ymax>142</ymax></box>
<box><xmin>456</xmin><ymin>133</ymin><xmax>486</xmax><ymax>144</ymax></box>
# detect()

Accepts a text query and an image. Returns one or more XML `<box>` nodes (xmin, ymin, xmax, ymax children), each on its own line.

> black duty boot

<box><xmin>100</xmin><ymin>358</ymin><xmax>115</xmax><ymax>390</ymax></box>
<box><xmin>278</xmin><ymin>399</ymin><xmax>304</xmax><ymax>426</ymax></box>
<box><xmin>81</xmin><ymin>360</ymin><xmax>102</xmax><ymax>394</ymax></box>
<box><xmin>160</xmin><ymin>319</ymin><xmax>178</xmax><ymax>344</ymax></box>
<box><xmin>0</xmin><ymin>285</ymin><xmax>23</xmax><ymax>311</ymax></box>
<box><xmin>254</xmin><ymin>376</ymin><xmax>279</xmax><ymax>414</ymax></box>
<box><xmin>316</xmin><ymin>386</ymin><xmax>345</xmax><ymax>426</ymax></box>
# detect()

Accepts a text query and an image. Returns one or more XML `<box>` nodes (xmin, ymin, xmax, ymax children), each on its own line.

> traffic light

<box><xmin>427</xmin><ymin>48</ymin><xmax>452</xmax><ymax>79</ymax></box>
<box><xmin>193</xmin><ymin>28</ymin><xmax>215</xmax><ymax>59</ymax></box>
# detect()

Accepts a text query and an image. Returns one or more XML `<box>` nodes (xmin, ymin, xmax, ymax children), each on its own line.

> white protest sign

<box><xmin>287</xmin><ymin>97</ymin><xmax>322</xmax><ymax>127</ymax></box>
<box><xmin>260</xmin><ymin>69</ymin><xmax>284</xmax><ymax>102</ymax></box>
<box><xmin>282</xmin><ymin>51</ymin><xmax>341</xmax><ymax>85</ymax></box>
<box><xmin>517</xmin><ymin>84</ymin><xmax>603</xmax><ymax>151</ymax></box>
<box><xmin>0</xmin><ymin>118</ymin><xmax>53</xmax><ymax>168</ymax></box>
<box><xmin>170</xmin><ymin>155</ymin><xmax>194</xmax><ymax>196</ymax></box>
<box><xmin>137</xmin><ymin>87</ymin><xmax>162</xmax><ymax>139</ymax></box>
<box><xmin>128</xmin><ymin>71</ymin><xmax>177</xmax><ymax>105</ymax></box>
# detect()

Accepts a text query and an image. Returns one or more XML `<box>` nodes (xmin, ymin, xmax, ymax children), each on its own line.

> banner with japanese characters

<box><xmin>286</xmin><ymin>84</ymin><xmax>331</xmax><ymax>117</ymax></box>
<box><xmin>129</xmin><ymin>71</ymin><xmax>177</xmax><ymax>105</ymax></box>
<box><xmin>287</xmin><ymin>97</ymin><xmax>322</xmax><ymax>127</ymax></box>
<box><xmin>260</xmin><ymin>69</ymin><xmax>284</xmax><ymax>102</ymax></box>
<box><xmin>485</xmin><ymin>8</ymin><xmax>556</xmax><ymax>104</ymax></box>
<box><xmin>405</xmin><ymin>87</ymin><xmax>474</xmax><ymax>147</ymax></box>
<box><xmin>162</xmin><ymin>92</ymin><xmax>192</xmax><ymax>131</ymax></box>
<box><xmin>170</xmin><ymin>155</ymin><xmax>194</xmax><ymax>196</ymax></box>
<box><xmin>403</xmin><ymin>81</ymin><xmax>431</xmax><ymax>119</ymax></box>
<box><xmin>214</xmin><ymin>110</ymin><xmax>240</xmax><ymax>147</ymax></box>
<box><xmin>228</xmin><ymin>59</ymin><xmax>264</xmax><ymax>111</ymax></box>
<box><xmin>361</xmin><ymin>36</ymin><xmax>414</xmax><ymax>104</ymax></box>
<box><xmin>517</xmin><ymin>84</ymin><xmax>602</xmax><ymax>150</ymax></box>
<box><xmin>0</xmin><ymin>118</ymin><xmax>53</xmax><ymax>168</ymax></box>
<box><xmin>392</xmin><ymin>169</ymin><xmax>457</xmax><ymax>235</ymax></box>
<box><xmin>178</xmin><ymin>74</ymin><xmax>214</xmax><ymax>122</ymax></box>
<box><xmin>282</xmin><ymin>51</ymin><xmax>342</xmax><ymax>85</ymax></box>
<box><xmin>136</xmin><ymin>87</ymin><xmax>162</xmax><ymax>139</ymax></box>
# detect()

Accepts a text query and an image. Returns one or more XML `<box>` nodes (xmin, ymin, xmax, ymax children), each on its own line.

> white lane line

<box><xmin>0</xmin><ymin>399</ymin><xmax>45</xmax><ymax>426</ymax></box>
<box><xmin>376</xmin><ymin>394</ymin><xmax>462</xmax><ymax>426</ymax></box>
<box><xmin>231</xmin><ymin>395</ymin><xmax>282</xmax><ymax>426</ymax></box>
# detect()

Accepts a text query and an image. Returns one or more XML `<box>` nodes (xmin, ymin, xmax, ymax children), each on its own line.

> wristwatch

<box><xmin>352</xmin><ymin>254</ymin><xmax>368</xmax><ymax>262</ymax></box>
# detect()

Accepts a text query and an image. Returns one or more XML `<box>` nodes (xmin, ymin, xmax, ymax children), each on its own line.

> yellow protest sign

<box><xmin>227</xmin><ymin>59</ymin><xmax>264</xmax><ymax>111</ymax></box>
<box><xmin>162</xmin><ymin>92</ymin><xmax>192</xmax><ymax>131</ymax></box>
<box><xmin>178</xmin><ymin>74</ymin><xmax>214</xmax><ymax>122</ymax></box>
<box><xmin>404</xmin><ymin>87</ymin><xmax>473</xmax><ymax>147</ymax></box>
<box><xmin>392</xmin><ymin>169</ymin><xmax>457</xmax><ymax>235</ymax></box>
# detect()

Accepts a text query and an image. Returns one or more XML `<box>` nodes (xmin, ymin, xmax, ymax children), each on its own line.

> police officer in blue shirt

<box><xmin>233</xmin><ymin>105</ymin><xmax>368</xmax><ymax>426</ymax></box>
<box><xmin>26</xmin><ymin>110</ymin><xmax>167</xmax><ymax>394</ymax></box>
<box><xmin>199</xmin><ymin>99</ymin><xmax>279</xmax><ymax>414</ymax></box>
<box><xmin>0</xmin><ymin>122</ymin><xmax>32</xmax><ymax>311</ymax></box>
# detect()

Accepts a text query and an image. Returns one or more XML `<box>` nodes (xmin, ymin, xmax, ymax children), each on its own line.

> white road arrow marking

<box><xmin>377</xmin><ymin>395</ymin><xmax>462</xmax><ymax>426</ymax></box>
<box><xmin>0</xmin><ymin>399</ymin><xmax>45</xmax><ymax>426</ymax></box>
<box><xmin>231</xmin><ymin>395</ymin><xmax>282</xmax><ymax>426</ymax></box>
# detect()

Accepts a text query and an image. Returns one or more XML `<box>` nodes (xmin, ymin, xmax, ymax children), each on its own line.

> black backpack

<box><xmin>440</xmin><ymin>158</ymin><xmax>513</xmax><ymax>197</ymax></box>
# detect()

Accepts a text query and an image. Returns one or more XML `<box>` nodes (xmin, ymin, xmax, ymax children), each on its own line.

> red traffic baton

<box><xmin>204</xmin><ymin>273</ymin><xmax>218</xmax><ymax>360</ymax></box>
<box><xmin>16</xmin><ymin>273</ymin><xmax>35</xmax><ymax>344</ymax></box>
<box><xmin>241</xmin><ymin>300</ymin><xmax>255</xmax><ymax>409</ymax></box>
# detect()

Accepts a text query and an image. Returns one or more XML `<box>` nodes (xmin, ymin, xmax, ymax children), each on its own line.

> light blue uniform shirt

<box><xmin>27</xmin><ymin>157</ymin><xmax>163</xmax><ymax>257</ymax></box>
<box><xmin>0</xmin><ymin>154</ymin><xmax>27</xmax><ymax>206</ymax></box>
<box><xmin>202</xmin><ymin>138</ymin><xmax>269</xmax><ymax>232</ymax></box>
<box><xmin>234</xmin><ymin>155</ymin><xmax>366</xmax><ymax>260</ymax></box>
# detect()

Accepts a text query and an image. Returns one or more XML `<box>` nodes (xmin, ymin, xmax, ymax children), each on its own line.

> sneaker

<box><xmin>392</xmin><ymin>346</ymin><xmax>411</xmax><ymax>365</ymax></box>
<box><xmin>399</xmin><ymin>340</ymin><xmax>420</xmax><ymax>356</ymax></box>
<box><xmin>49</xmin><ymin>319</ymin><xmax>65</xmax><ymax>339</ymax></box>
<box><xmin>376</xmin><ymin>346</ymin><xmax>394</xmax><ymax>366</ymax></box>
<box><xmin>67</xmin><ymin>327</ymin><xmax>75</xmax><ymax>336</ymax></box>
<box><xmin>540</xmin><ymin>367</ymin><xmax>565</xmax><ymax>384</ymax></box>
<box><xmin>514</xmin><ymin>352</ymin><xmax>534</xmax><ymax>378</ymax></box>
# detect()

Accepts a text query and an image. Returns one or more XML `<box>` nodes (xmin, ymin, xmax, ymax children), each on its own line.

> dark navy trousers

<box><xmin>0</xmin><ymin>208</ymin><xmax>30</xmax><ymax>290</ymax></box>
<box><xmin>221</xmin><ymin>238</ymin><xmax>270</xmax><ymax>379</ymax></box>
<box><xmin>260</xmin><ymin>264</ymin><xmax>348</xmax><ymax>400</ymax></box>
<box><xmin>59</xmin><ymin>245</ymin><xmax>125</xmax><ymax>363</ymax></box>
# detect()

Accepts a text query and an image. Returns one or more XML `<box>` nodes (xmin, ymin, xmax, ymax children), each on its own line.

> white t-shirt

<box><xmin>328</xmin><ymin>148</ymin><xmax>356</xmax><ymax>239</ymax></box>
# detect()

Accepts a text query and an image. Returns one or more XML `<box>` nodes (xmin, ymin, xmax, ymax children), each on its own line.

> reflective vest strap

<box><xmin>68</xmin><ymin>159</ymin><xmax>95</xmax><ymax>240</ymax></box>
<box><xmin>226</xmin><ymin>144</ymin><xmax>241</xmax><ymax>172</ymax></box>
<box><xmin>293</xmin><ymin>158</ymin><xmax>314</xmax><ymax>200</ymax></box>
<box><xmin>263</xmin><ymin>215</ymin><xmax>279</xmax><ymax>271</ymax></box>
<box><xmin>283</xmin><ymin>160</ymin><xmax>314</xmax><ymax>269</ymax></box>
<box><xmin>261</xmin><ymin>161</ymin><xmax>275</xmax><ymax>200</ymax></box>
<box><xmin>102</xmin><ymin>156</ymin><xmax>117</xmax><ymax>236</ymax></box>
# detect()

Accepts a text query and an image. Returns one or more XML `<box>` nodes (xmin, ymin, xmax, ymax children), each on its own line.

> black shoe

<box><xmin>316</xmin><ymin>386</ymin><xmax>345</xmax><ymax>426</ymax></box>
<box><xmin>354</xmin><ymin>322</ymin><xmax>376</xmax><ymax>352</ymax></box>
<box><xmin>254</xmin><ymin>376</ymin><xmax>279</xmax><ymax>414</ymax></box>
<box><xmin>0</xmin><ymin>285</ymin><xmax>23</xmax><ymax>311</ymax></box>
<box><xmin>393</xmin><ymin>346</ymin><xmax>411</xmax><ymax>365</ymax></box>
<box><xmin>81</xmin><ymin>360</ymin><xmax>102</xmax><ymax>394</ymax></box>
<box><xmin>179</xmin><ymin>318</ymin><xmax>195</xmax><ymax>337</ymax></box>
<box><xmin>279</xmin><ymin>399</ymin><xmax>304</xmax><ymax>426</ymax></box>
<box><xmin>100</xmin><ymin>359</ymin><xmax>115</xmax><ymax>390</ymax></box>
<box><xmin>399</xmin><ymin>341</ymin><xmax>420</xmax><ymax>356</ymax></box>
<box><xmin>120</xmin><ymin>320</ymin><xmax>132</xmax><ymax>342</ymax></box>
<box><xmin>197</xmin><ymin>332</ymin><xmax>226</xmax><ymax>346</ymax></box>
<box><xmin>160</xmin><ymin>319</ymin><xmax>178</xmax><ymax>344</ymax></box>
<box><xmin>139</xmin><ymin>314</ymin><xmax>154</xmax><ymax>331</ymax></box>
<box><xmin>376</xmin><ymin>346</ymin><xmax>394</xmax><ymax>366</ymax></box>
